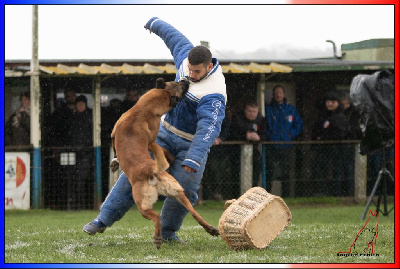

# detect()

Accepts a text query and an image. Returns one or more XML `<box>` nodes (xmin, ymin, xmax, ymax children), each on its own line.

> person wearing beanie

<box><xmin>67</xmin><ymin>95</ymin><xmax>93</xmax><ymax>209</ymax></box>
<box><xmin>312</xmin><ymin>91</ymin><xmax>347</xmax><ymax>197</ymax></box>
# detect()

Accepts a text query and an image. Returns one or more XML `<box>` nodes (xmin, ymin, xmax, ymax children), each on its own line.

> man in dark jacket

<box><xmin>69</xmin><ymin>95</ymin><xmax>93</xmax><ymax>209</ymax></box>
<box><xmin>265</xmin><ymin>85</ymin><xmax>303</xmax><ymax>197</ymax></box>
<box><xmin>229</xmin><ymin>99</ymin><xmax>266</xmax><ymax>187</ymax></box>
<box><xmin>5</xmin><ymin>91</ymin><xmax>31</xmax><ymax>146</ymax></box>
<box><xmin>312</xmin><ymin>91</ymin><xmax>347</xmax><ymax>196</ymax></box>
<box><xmin>340</xmin><ymin>95</ymin><xmax>362</xmax><ymax>196</ymax></box>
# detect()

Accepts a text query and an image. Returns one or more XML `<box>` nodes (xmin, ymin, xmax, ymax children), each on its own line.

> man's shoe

<box><xmin>163</xmin><ymin>237</ymin><xmax>186</xmax><ymax>245</ymax></box>
<box><xmin>82</xmin><ymin>218</ymin><xmax>107</xmax><ymax>235</ymax></box>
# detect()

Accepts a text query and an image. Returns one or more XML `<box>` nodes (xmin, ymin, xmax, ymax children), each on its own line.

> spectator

<box><xmin>312</xmin><ymin>91</ymin><xmax>347</xmax><ymax>196</ymax></box>
<box><xmin>101</xmin><ymin>98</ymin><xmax>123</xmax><ymax>201</ymax></box>
<box><xmin>69</xmin><ymin>95</ymin><xmax>93</xmax><ymax>209</ymax></box>
<box><xmin>5</xmin><ymin>91</ymin><xmax>31</xmax><ymax>146</ymax></box>
<box><xmin>229</xmin><ymin>99</ymin><xmax>266</xmax><ymax>187</ymax></box>
<box><xmin>265</xmin><ymin>85</ymin><xmax>303</xmax><ymax>197</ymax></box>
<box><xmin>340</xmin><ymin>94</ymin><xmax>362</xmax><ymax>196</ymax></box>
<box><xmin>121</xmin><ymin>89</ymin><xmax>139</xmax><ymax>113</ymax></box>
<box><xmin>201</xmin><ymin>115</ymin><xmax>231</xmax><ymax>201</ymax></box>
<box><xmin>47</xmin><ymin>88</ymin><xmax>77</xmax><ymax>146</ymax></box>
<box><xmin>102</xmin><ymin>99</ymin><xmax>123</xmax><ymax>146</ymax></box>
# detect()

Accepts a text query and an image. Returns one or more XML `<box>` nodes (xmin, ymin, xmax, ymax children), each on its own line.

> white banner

<box><xmin>5</xmin><ymin>152</ymin><xmax>31</xmax><ymax>210</ymax></box>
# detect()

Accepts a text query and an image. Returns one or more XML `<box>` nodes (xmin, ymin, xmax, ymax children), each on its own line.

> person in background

<box><xmin>265</xmin><ymin>85</ymin><xmax>303</xmax><ymax>197</ymax></box>
<box><xmin>340</xmin><ymin>94</ymin><xmax>362</xmax><ymax>196</ymax></box>
<box><xmin>48</xmin><ymin>88</ymin><xmax>77</xmax><ymax>146</ymax></box>
<box><xmin>69</xmin><ymin>95</ymin><xmax>93</xmax><ymax>209</ymax></box>
<box><xmin>229</xmin><ymin>99</ymin><xmax>266</xmax><ymax>187</ymax></box>
<box><xmin>312</xmin><ymin>91</ymin><xmax>347</xmax><ymax>196</ymax></box>
<box><xmin>121</xmin><ymin>89</ymin><xmax>139</xmax><ymax>113</ymax></box>
<box><xmin>5</xmin><ymin>91</ymin><xmax>31</xmax><ymax>146</ymax></box>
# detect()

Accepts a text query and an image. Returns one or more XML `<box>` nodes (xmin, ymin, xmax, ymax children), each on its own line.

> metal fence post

<box><xmin>240</xmin><ymin>144</ymin><xmax>253</xmax><ymax>195</ymax></box>
<box><xmin>31</xmin><ymin>5</ymin><xmax>42</xmax><ymax>209</ymax></box>
<box><xmin>354</xmin><ymin>143</ymin><xmax>367</xmax><ymax>203</ymax></box>
<box><xmin>92</xmin><ymin>77</ymin><xmax>102</xmax><ymax>209</ymax></box>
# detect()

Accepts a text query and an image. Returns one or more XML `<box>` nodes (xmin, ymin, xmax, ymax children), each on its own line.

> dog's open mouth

<box><xmin>170</xmin><ymin>96</ymin><xmax>182</xmax><ymax>108</ymax></box>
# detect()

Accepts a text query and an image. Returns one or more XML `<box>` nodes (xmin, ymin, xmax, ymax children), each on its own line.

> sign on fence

<box><xmin>5</xmin><ymin>152</ymin><xmax>31</xmax><ymax>210</ymax></box>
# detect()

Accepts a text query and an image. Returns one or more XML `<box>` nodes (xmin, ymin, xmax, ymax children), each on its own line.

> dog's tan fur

<box><xmin>110</xmin><ymin>78</ymin><xmax>219</xmax><ymax>249</ymax></box>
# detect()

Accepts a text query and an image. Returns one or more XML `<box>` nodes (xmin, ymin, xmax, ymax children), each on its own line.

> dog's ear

<box><xmin>156</xmin><ymin>78</ymin><xmax>166</xmax><ymax>89</ymax></box>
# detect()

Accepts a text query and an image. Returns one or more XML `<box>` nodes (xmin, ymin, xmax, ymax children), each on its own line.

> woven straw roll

<box><xmin>219</xmin><ymin>187</ymin><xmax>292</xmax><ymax>250</ymax></box>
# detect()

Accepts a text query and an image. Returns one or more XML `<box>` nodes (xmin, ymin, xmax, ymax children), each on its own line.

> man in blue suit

<box><xmin>83</xmin><ymin>17</ymin><xmax>226</xmax><ymax>243</ymax></box>
<box><xmin>265</xmin><ymin>85</ymin><xmax>303</xmax><ymax>197</ymax></box>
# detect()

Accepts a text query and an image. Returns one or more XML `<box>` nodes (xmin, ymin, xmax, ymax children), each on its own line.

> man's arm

<box><xmin>145</xmin><ymin>17</ymin><xmax>194</xmax><ymax>70</ymax></box>
<box><xmin>182</xmin><ymin>94</ymin><xmax>226</xmax><ymax>172</ymax></box>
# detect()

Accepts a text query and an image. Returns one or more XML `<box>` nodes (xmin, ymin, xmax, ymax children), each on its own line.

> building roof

<box><xmin>4</xmin><ymin>60</ymin><xmax>292</xmax><ymax>77</ymax></box>
<box><xmin>5</xmin><ymin>59</ymin><xmax>393</xmax><ymax>77</ymax></box>
<box><xmin>341</xmin><ymin>38</ymin><xmax>394</xmax><ymax>51</ymax></box>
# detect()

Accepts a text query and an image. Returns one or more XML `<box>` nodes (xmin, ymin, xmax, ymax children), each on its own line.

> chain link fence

<box><xmin>5</xmin><ymin>141</ymin><xmax>394</xmax><ymax>210</ymax></box>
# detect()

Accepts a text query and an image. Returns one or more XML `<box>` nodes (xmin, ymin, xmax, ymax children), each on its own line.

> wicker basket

<box><xmin>218</xmin><ymin>187</ymin><xmax>292</xmax><ymax>250</ymax></box>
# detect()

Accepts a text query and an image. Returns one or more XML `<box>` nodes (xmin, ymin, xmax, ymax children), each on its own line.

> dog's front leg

<box><xmin>149</xmin><ymin>141</ymin><xmax>170</xmax><ymax>174</ymax></box>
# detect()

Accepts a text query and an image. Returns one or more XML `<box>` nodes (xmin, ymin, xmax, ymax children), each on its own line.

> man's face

<box><xmin>65</xmin><ymin>90</ymin><xmax>77</xmax><ymax>105</ymax></box>
<box><xmin>326</xmin><ymin>100</ymin><xmax>339</xmax><ymax>111</ymax></box>
<box><xmin>126</xmin><ymin>90</ymin><xmax>139</xmax><ymax>102</ymax></box>
<box><xmin>188</xmin><ymin>62</ymin><xmax>213</xmax><ymax>82</ymax></box>
<box><xmin>245</xmin><ymin>105</ymin><xmax>259</xmax><ymax>121</ymax></box>
<box><xmin>341</xmin><ymin>99</ymin><xmax>350</xmax><ymax>109</ymax></box>
<box><xmin>273</xmin><ymin>87</ymin><xmax>285</xmax><ymax>103</ymax></box>
<box><xmin>20</xmin><ymin>96</ymin><xmax>30</xmax><ymax>109</ymax></box>
<box><xmin>76</xmin><ymin>101</ymin><xmax>86</xmax><ymax>113</ymax></box>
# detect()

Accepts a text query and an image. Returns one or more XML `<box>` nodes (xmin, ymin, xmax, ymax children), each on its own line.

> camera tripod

<box><xmin>361</xmin><ymin>147</ymin><xmax>394</xmax><ymax>220</ymax></box>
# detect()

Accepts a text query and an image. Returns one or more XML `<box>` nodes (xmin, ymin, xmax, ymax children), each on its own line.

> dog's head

<box><xmin>156</xmin><ymin>77</ymin><xmax>189</xmax><ymax>107</ymax></box>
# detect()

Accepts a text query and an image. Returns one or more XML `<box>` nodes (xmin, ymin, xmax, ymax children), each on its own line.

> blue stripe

<box><xmin>32</xmin><ymin>147</ymin><xmax>42</xmax><ymax>209</ymax></box>
<box><xmin>94</xmin><ymin>146</ymin><xmax>102</xmax><ymax>209</ymax></box>
<box><xmin>186</xmin><ymin>92</ymin><xmax>200</xmax><ymax>102</ymax></box>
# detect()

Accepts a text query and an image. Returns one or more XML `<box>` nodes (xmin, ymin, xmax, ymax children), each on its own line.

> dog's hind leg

<box><xmin>149</xmin><ymin>141</ymin><xmax>170</xmax><ymax>174</ymax></box>
<box><xmin>132</xmin><ymin>179</ymin><xmax>163</xmax><ymax>249</ymax></box>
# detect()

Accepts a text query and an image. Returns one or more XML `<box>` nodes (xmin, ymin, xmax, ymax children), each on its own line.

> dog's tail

<box><xmin>109</xmin><ymin>134</ymin><xmax>120</xmax><ymax>173</ymax></box>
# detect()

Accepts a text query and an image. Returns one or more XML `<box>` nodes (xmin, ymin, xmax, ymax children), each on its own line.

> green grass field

<box><xmin>5</xmin><ymin>198</ymin><xmax>395</xmax><ymax>264</ymax></box>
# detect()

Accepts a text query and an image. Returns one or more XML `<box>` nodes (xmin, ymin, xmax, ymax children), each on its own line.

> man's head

<box><xmin>75</xmin><ymin>95</ymin><xmax>88</xmax><ymax>113</ymax></box>
<box><xmin>187</xmin><ymin>46</ymin><xmax>213</xmax><ymax>82</ymax></box>
<box><xmin>64</xmin><ymin>89</ymin><xmax>77</xmax><ymax>105</ymax></box>
<box><xmin>125</xmin><ymin>89</ymin><xmax>139</xmax><ymax>103</ymax></box>
<box><xmin>272</xmin><ymin>85</ymin><xmax>286</xmax><ymax>104</ymax></box>
<box><xmin>244</xmin><ymin>100</ymin><xmax>259</xmax><ymax>121</ymax></box>
<box><xmin>19</xmin><ymin>91</ymin><xmax>30</xmax><ymax>109</ymax></box>
<box><xmin>325</xmin><ymin>91</ymin><xmax>340</xmax><ymax>111</ymax></box>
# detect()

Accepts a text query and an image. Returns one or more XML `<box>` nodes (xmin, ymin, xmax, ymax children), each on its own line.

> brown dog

<box><xmin>110</xmin><ymin>78</ymin><xmax>219</xmax><ymax>249</ymax></box>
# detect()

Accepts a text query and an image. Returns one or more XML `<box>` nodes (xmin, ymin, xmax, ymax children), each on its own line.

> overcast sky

<box><xmin>5</xmin><ymin>4</ymin><xmax>395</xmax><ymax>60</ymax></box>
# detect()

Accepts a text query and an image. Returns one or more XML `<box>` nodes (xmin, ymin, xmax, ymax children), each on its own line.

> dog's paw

<box><xmin>109</xmin><ymin>158</ymin><xmax>120</xmax><ymax>172</ymax></box>
<box><xmin>206</xmin><ymin>225</ymin><xmax>220</xmax><ymax>237</ymax></box>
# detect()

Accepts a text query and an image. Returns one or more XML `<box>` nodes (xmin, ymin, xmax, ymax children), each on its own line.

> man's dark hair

<box><xmin>20</xmin><ymin>91</ymin><xmax>30</xmax><ymax>100</ymax></box>
<box><xmin>272</xmin><ymin>85</ymin><xmax>285</xmax><ymax>95</ymax></box>
<box><xmin>245</xmin><ymin>99</ymin><xmax>259</xmax><ymax>108</ymax></box>
<box><xmin>188</xmin><ymin>45</ymin><xmax>212</xmax><ymax>66</ymax></box>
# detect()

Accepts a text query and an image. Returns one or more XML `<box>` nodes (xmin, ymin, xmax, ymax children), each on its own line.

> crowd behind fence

<box><xmin>5</xmin><ymin>141</ymin><xmax>394</xmax><ymax>210</ymax></box>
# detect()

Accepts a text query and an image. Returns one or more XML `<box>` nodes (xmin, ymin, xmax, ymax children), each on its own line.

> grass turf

<box><xmin>4</xmin><ymin>199</ymin><xmax>395</xmax><ymax>264</ymax></box>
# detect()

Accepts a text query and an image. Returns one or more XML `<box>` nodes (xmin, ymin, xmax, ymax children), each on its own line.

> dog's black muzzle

<box><xmin>170</xmin><ymin>77</ymin><xmax>190</xmax><ymax>107</ymax></box>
